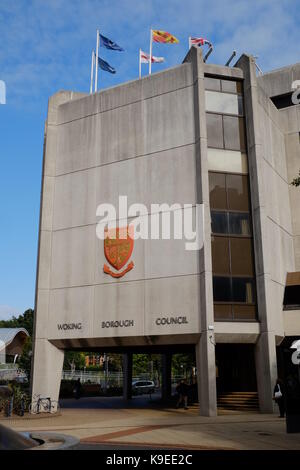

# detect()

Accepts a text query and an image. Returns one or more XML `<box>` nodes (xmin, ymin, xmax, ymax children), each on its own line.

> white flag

<box><xmin>140</xmin><ymin>49</ymin><xmax>164</xmax><ymax>64</ymax></box>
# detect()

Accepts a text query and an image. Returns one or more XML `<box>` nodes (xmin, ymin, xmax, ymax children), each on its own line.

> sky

<box><xmin>0</xmin><ymin>0</ymin><xmax>299</xmax><ymax>320</ymax></box>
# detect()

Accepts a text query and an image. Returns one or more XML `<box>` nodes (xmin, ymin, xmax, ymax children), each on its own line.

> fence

<box><xmin>61</xmin><ymin>370</ymin><xmax>186</xmax><ymax>387</ymax></box>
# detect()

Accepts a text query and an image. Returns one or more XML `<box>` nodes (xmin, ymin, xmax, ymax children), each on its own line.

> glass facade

<box><xmin>205</xmin><ymin>76</ymin><xmax>257</xmax><ymax>321</ymax></box>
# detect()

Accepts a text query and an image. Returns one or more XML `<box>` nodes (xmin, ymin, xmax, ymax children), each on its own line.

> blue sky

<box><xmin>0</xmin><ymin>0</ymin><xmax>299</xmax><ymax>320</ymax></box>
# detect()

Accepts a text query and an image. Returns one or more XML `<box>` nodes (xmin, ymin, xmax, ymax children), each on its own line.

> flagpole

<box><xmin>139</xmin><ymin>49</ymin><xmax>141</xmax><ymax>79</ymax></box>
<box><xmin>95</xmin><ymin>29</ymin><xmax>100</xmax><ymax>92</ymax></box>
<box><xmin>188</xmin><ymin>37</ymin><xmax>191</xmax><ymax>49</ymax></box>
<box><xmin>90</xmin><ymin>50</ymin><xmax>95</xmax><ymax>94</ymax></box>
<box><xmin>149</xmin><ymin>28</ymin><xmax>153</xmax><ymax>75</ymax></box>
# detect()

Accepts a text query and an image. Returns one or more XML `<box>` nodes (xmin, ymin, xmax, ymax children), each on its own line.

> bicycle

<box><xmin>29</xmin><ymin>394</ymin><xmax>60</xmax><ymax>414</ymax></box>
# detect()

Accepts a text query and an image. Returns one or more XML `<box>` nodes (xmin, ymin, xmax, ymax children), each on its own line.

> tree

<box><xmin>0</xmin><ymin>309</ymin><xmax>34</xmax><ymax>376</ymax></box>
<box><xmin>63</xmin><ymin>351</ymin><xmax>86</xmax><ymax>371</ymax></box>
<box><xmin>0</xmin><ymin>308</ymin><xmax>34</xmax><ymax>336</ymax></box>
<box><xmin>291</xmin><ymin>171</ymin><xmax>300</xmax><ymax>187</ymax></box>
<box><xmin>18</xmin><ymin>336</ymin><xmax>32</xmax><ymax>375</ymax></box>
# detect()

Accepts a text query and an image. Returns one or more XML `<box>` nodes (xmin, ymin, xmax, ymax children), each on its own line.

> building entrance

<box><xmin>216</xmin><ymin>344</ymin><xmax>257</xmax><ymax>392</ymax></box>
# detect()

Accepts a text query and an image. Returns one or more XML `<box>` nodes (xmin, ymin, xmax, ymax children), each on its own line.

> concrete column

<box><xmin>123</xmin><ymin>352</ymin><xmax>132</xmax><ymax>400</ymax></box>
<box><xmin>31</xmin><ymin>339</ymin><xmax>64</xmax><ymax>408</ymax></box>
<box><xmin>195</xmin><ymin>331</ymin><xmax>217</xmax><ymax>416</ymax></box>
<box><xmin>161</xmin><ymin>353</ymin><xmax>172</xmax><ymax>401</ymax></box>
<box><xmin>255</xmin><ymin>332</ymin><xmax>277</xmax><ymax>412</ymax></box>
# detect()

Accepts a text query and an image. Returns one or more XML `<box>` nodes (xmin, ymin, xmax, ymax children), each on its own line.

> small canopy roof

<box><xmin>0</xmin><ymin>328</ymin><xmax>29</xmax><ymax>349</ymax></box>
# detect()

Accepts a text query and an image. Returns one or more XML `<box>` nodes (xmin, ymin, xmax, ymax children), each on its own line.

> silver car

<box><xmin>132</xmin><ymin>380</ymin><xmax>155</xmax><ymax>395</ymax></box>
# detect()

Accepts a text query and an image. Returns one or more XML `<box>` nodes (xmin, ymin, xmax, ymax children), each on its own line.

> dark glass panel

<box><xmin>223</xmin><ymin>116</ymin><xmax>246</xmax><ymax>151</ymax></box>
<box><xmin>209</xmin><ymin>173</ymin><xmax>227</xmax><ymax>209</ymax></box>
<box><xmin>214</xmin><ymin>304</ymin><xmax>233</xmax><ymax>320</ymax></box>
<box><xmin>229</xmin><ymin>212</ymin><xmax>251</xmax><ymax>235</ymax></box>
<box><xmin>221</xmin><ymin>80</ymin><xmax>238</xmax><ymax>94</ymax></box>
<box><xmin>206</xmin><ymin>113</ymin><xmax>224</xmax><ymax>148</ymax></box>
<box><xmin>230</xmin><ymin>238</ymin><xmax>254</xmax><ymax>276</ymax></box>
<box><xmin>213</xmin><ymin>276</ymin><xmax>231</xmax><ymax>302</ymax></box>
<box><xmin>233</xmin><ymin>304</ymin><xmax>256</xmax><ymax>320</ymax></box>
<box><xmin>227</xmin><ymin>174</ymin><xmax>249</xmax><ymax>211</ymax></box>
<box><xmin>204</xmin><ymin>76</ymin><xmax>221</xmax><ymax>91</ymax></box>
<box><xmin>212</xmin><ymin>236</ymin><xmax>230</xmax><ymax>274</ymax></box>
<box><xmin>232</xmin><ymin>277</ymin><xmax>255</xmax><ymax>303</ymax></box>
<box><xmin>211</xmin><ymin>211</ymin><xmax>228</xmax><ymax>234</ymax></box>
<box><xmin>238</xmin><ymin>95</ymin><xmax>244</xmax><ymax>115</ymax></box>
<box><xmin>283</xmin><ymin>286</ymin><xmax>300</xmax><ymax>309</ymax></box>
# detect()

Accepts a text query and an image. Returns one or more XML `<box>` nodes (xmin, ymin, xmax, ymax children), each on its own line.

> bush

<box><xmin>0</xmin><ymin>382</ymin><xmax>30</xmax><ymax>416</ymax></box>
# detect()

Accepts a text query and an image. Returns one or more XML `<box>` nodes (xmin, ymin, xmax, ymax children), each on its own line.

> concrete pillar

<box><xmin>123</xmin><ymin>352</ymin><xmax>132</xmax><ymax>400</ymax></box>
<box><xmin>195</xmin><ymin>331</ymin><xmax>217</xmax><ymax>416</ymax></box>
<box><xmin>255</xmin><ymin>332</ymin><xmax>277</xmax><ymax>412</ymax></box>
<box><xmin>161</xmin><ymin>353</ymin><xmax>172</xmax><ymax>401</ymax></box>
<box><xmin>31</xmin><ymin>339</ymin><xmax>64</xmax><ymax>409</ymax></box>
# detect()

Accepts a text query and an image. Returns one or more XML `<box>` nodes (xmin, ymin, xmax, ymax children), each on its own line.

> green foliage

<box><xmin>18</xmin><ymin>336</ymin><xmax>32</xmax><ymax>375</ymax></box>
<box><xmin>63</xmin><ymin>351</ymin><xmax>86</xmax><ymax>370</ymax></box>
<box><xmin>0</xmin><ymin>383</ymin><xmax>30</xmax><ymax>416</ymax></box>
<box><xmin>0</xmin><ymin>309</ymin><xmax>34</xmax><ymax>378</ymax></box>
<box><xmin>291</xmin><ymin>170</ymin><xmax>300</xmax><ymax>187</ymax></box>
<box><xmin>172</xmin><ymin>353</ymin><xmax>195</xmax><ymax>376</ymax></box>
<box><xmin>108</xmin><ymin>354</ymin><xmax>123</xmax><ymax>371</ymax></box>
<box><xmin>0</xmin><ymin>309</ymin><xmax>34</xmax><ymax>336</ymax></box>
<box><xmin>132</xmin><ymin>354</ymin><xmax>161</xmax><ymax>379</ymax></box>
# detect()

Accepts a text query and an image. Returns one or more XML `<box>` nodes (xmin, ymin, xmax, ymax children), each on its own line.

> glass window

<box><xmin>213</xmin><ymin>276</ymin><xmax>231</xmax><ymax>302</ymax></box>
<box><xmin>214</xmin><ymin>304</ymin><xmax>232</xmax><ymax>320</ymax></box>
<box><xmin>227</xmin><ymin>174</ymin><xmax>250</xmax><ymax>211</ymax></box>
<box><xmin>205</xmin><ymin>90</ymin><xmax>241</xmax><ymax>115</ymax></box>
<box><xmin>232</xmin><ymin>278</ymin><xmax>255</xmax><ymax>303</ymax></box>
<box><xmin>204</xmin><ymin>77</ymin><xmax>221</xmax><ymax>91</ymax></box>
<box><xmin>238</xmin><ymin>95</ymin><xmax>244</xmax><ymax>115</ymax></box>
<box><xmin>221</xmin><ymin>80</ymin><xmax>243</xmax><ymax>94</ymax></box>
<box><xmin>229</xmin><ymin>212</ymin><xmax>251</xmax><ymax>235</ymax></box>
<box><xmin>207</xmin><ymin>149</ymin><xmax>248</xmax><ymax>174</ymax></box>
<box><xmin>233</xmin><ymin>305</ymin><xmax>256</xmax><ymax>320</ymax></box>
<box><xmin>223</xmin><ymin>116</ymin><xmax>246</xmax><ymax>151</ymax></box>
<box><xmin>212</xmin><ymin>237</ymin><xmax>230</xmax><ymax>274</ymax></box>
<box><xmin>206</xmin><ymin>113</ymin><xmax>223</xmax><ymax>148</ymax></box>
<box><xmin>211</xmin><ymin>211</ymin><xmax>228</xmax><ymax>234</ymax></box>
<box><xmin>209</xmin><ymin>172</ymin><xmax>227</xmax><ymax>210</ymax></box>
<box><xmin>230</xmin><ymin>238</ymin><xmax>254</xmax><ymax>276</ymax></box>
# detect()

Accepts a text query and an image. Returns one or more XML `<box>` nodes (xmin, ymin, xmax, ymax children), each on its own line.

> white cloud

<box><xmin>0</xmin><ymin>0</ymin><xmax>299</xmax><ymax>108</ymax></box>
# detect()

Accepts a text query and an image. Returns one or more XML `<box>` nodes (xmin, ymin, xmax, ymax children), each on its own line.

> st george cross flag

<box><xmin>98</xmin><ymin>57</ymin><xmax>116</xmax><ymax>74</ymax></box>
<box><xmin>190</xmin><ymin>37</ymin><xmax>212</xmax><ymax>47</ymax></box>
<box><xmin>140</xmin><ymin>50</ymin><xmax>164</xmax><ymax>63</ymax></box>
<box><xmin>152</xmin><ymin>30</ymin><xmax>179</xmax><ymax>44</ymax></box>
<box><xmin>100</xmin><ymin>33</ymin><xmax>124</xmax><ymax>51</ymax></box>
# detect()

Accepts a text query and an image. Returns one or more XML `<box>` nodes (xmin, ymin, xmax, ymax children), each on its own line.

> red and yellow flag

<box><xmin>152</xmin><ymin>30</ymin><xmax>179</xmax><ymax>44</ymax></box>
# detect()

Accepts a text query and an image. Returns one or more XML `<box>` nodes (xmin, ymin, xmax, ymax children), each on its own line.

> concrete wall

<box><xmin>32</xmin><ymin>50</ymin><xmax>300</xmax><ymax>415</ymax></box>
<box><xmin>38</xmin><ymin>61</ymin><xmax>204</xmax><ymax>345</ymax></box>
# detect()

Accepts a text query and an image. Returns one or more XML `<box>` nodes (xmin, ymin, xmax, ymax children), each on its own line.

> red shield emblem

<box><xmin>103</xmin><ymin>225</ymin><xmax>134</xmax><ymax>278</ymax></box>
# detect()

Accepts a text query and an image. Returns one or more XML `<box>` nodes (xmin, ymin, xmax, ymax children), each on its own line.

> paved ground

<box><xmin>1</xmin><ymin>395</ymin><xmax>300</xmax><ymax>450</ymax></box>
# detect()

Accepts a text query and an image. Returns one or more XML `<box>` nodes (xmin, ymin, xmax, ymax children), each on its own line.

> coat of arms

<box><xmin>103</xmin><ymin>225</ymin><xmax>134</xmax><ymax>278</ymax></box>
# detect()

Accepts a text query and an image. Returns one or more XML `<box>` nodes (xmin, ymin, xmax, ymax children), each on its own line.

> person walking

<box><xmin>73</xmin><ymin>378</ymin><xmax>82</xmax><ymax>400</ymax></box>
<box><xmin>273</xmin><ymin>378</ymin><xmax>285</xmax><ymax>418</ymax></box>
<box><xmin>176</xmin><ymin>379</ymin><xmax>189</xmax><ymax>410</ymax></box>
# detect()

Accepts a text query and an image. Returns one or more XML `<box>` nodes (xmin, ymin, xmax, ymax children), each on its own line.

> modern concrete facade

<box><xmin>32</xmin><ymin>47</ymin><xmax>300</xmax><ymax>415</ymax></box>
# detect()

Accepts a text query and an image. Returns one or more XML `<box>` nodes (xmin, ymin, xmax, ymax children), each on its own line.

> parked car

<box><xmin>132</xmin><ymin>380</ymin><xmax>155</xmax><ymax>395</ymax></box>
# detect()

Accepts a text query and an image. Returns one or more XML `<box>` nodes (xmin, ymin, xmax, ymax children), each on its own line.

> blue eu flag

<box><xmin>100</xmin><ymin>33</ymin><xmax>124</xmax><ymax>51</ymax></box>
<box><xmin>97</xmin><ymin>57</ymin><xmax>116</xmax><ymax>74</ymax></box>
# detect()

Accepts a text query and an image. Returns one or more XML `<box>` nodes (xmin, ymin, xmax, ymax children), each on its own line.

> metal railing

<box><xmin>61</xmin><ymin>370</ymin><xmax>186</xmax><ymax>386</ymax></box>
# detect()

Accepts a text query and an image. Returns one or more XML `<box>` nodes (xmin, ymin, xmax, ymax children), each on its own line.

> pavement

<box><xmin>1</xmin><ymin>394</ymin><xmax>300</xmax><ymax>450</ymax></box>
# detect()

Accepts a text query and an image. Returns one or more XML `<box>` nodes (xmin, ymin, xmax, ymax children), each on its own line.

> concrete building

<box><xmin>32</xmin><ymin>47</ymin><xmax>300</xmax><ymax>415</ymax></box>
